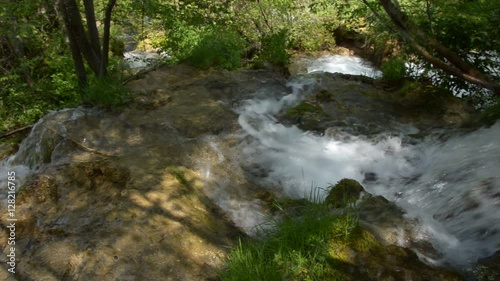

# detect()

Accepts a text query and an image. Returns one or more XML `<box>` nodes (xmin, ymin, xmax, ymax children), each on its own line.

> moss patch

<box><xmin>283</xmin><ymin>100</ymin><xmax>331</xmax><ymax>131</ymax></box>
<box><xmin>286</xmin><ymin>102</ymin><xmax>318</xmax><ymax>116</ymax></box>
<box><xmin>325</xmin><ymin>178</ymin><xmax>365</xmax><ymax>208</ymax></box>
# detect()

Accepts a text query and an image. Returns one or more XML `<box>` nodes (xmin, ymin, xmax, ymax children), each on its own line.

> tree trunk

<box><xmin>83</xmin><ymin>0</ymin><xmax>102</xmax><ymax>63</ymax></box>
<box><xmin>59</xmin><ymin>0</ymin><xmax>102</xmax><ymax>76</ymax></box>
<box><xmin>58</xmin><ymin>0</ymin><xmax>116</xmax><ymax>82</ymax></box>
<box><xmin>100</xmin><ymin>0</ymin><xmax>117</xmax><ymax>77</ymax></box>
<box><xmin>57</xmin><ymin>0</ymin><xmax>88</xmax><ymax>92</ymax></box>
<box><xmin>374</xmin><ymin>0</ymin><xmax>500</xmax><ymax>95</ymax></box>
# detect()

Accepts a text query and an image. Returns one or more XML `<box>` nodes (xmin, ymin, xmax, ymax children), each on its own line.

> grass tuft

<box><xmin>221</xmin><ymin>188</ymin><xmax>359</xmax><ymax>281</ymax></box>
<box><xmin>82</xmin><ymin>76</ymin><xmax>131</xmax><ymax>108</ymax></box>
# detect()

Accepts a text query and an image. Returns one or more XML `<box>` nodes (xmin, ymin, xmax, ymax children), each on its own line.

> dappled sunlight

<box><xmin>0</xmin><ymin>65</ymin><xmax>290</xmax><ymax>280</ymax></box>
<box><xmin>1</xmin><ymin>57</ymin><xmax>497</xmax><ymax>280</ymax></box>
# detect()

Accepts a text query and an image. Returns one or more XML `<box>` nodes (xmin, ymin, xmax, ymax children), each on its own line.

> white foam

<box><xmin>0</xmin><ymin>159</ymin><xmax>32</xmax><ymax>207</ymax></box>
<box><xmin>236</xmin><ymin>57</ymin><xmax>500</xmax><ymax>264</ymax></box>
<box><xmin>305</xmin><ymin>54</ymin><xmax>382</xmax><ymax>78</ymax></box>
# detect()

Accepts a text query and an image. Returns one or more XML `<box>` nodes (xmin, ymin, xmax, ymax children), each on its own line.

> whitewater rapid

<box><xmin>237</xmin><ymin>55</ymin><xmax>500</xmax><ymax>265</ymax></box>
<box><xmin>1</xmin><ymin>55</ymin><xmax>498</xmax><ymax>267</ymax></box>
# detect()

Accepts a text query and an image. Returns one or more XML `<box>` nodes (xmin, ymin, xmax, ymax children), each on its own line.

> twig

<box><xmin>0</xmin><ymin>125</ymin><xmax>33</xmax><ymax>140</ymax></box>
<box><xmin>42</xmin><ymin>125</ymin><xmax>116</xmax><ymax>157</ymax></box>
<box><xmin>257</xmin><ymin>0</ymin><xmax>273</xmax><ymax>34</ymax></box>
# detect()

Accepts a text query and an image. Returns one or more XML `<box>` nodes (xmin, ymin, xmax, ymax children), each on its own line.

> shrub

<box><xmin>160</xmin><ymin>20</ymin><xmax>205</xmax><ymax>64</ymax></box>
<box><xmin>82</xmin><ymin>76</ymin><xmax>131</xmax><ymax>108</ymax></box>
<box><xmin>480</xmin><ymin>97</ymin><xmax>500</xmax><ymax>124</ymax></box>
<box><xmin>259</xmin><ymin>29</ymin><xmax>292</xmax><ymax>67</ymax></box>
<box><xmin>381</xmin><ymin>56</ymin><xmax>407</xmax><ymax>85</ymax></box>
<box><xmin>186</xmin><ymin>27</ymin><xmax>246</xmax><ymax>70</ymax></box>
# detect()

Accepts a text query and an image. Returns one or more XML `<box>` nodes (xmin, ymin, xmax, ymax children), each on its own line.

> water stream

<box><xmin>235</xmin><ymin>56</ymin><xmax>500</xmax><ymax>266</ymax></box>
<box><xmin>1</xmin><ymin>55</ymin><xmax>498</xmax><ymax>269</ymax></box>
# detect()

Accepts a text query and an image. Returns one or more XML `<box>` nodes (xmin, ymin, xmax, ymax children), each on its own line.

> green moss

<box><xmin>325</xmin><ymin>179</ymin><xmax>365</xmax><ymax>208</ymax></box>
<box><xmin>394</xmin><ymin>81</ymin><xmax>454</xmax><ymax>114</ymax></box>
<box><xmin>287</xmin><ymin>102</ymin><xmax>318</xmax><ymax>116</ymax></box>
<box><xmin>167</xmin><ymin>166</ymin><xmax>189</xmax><ymax>187</ymax></box>
<box><xmin>345</xmin><ymin>225</ymin><xmax>378</xmax><ymax>253</ymax></box>
<box><xmin>480</xmin><ymin>98</ymin><xmax>500</xmax><ymax>125</ymax></box>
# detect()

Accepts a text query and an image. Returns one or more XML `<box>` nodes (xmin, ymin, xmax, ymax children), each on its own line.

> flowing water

<box><xmin>1</xmin><ymin>55</ymin><xmax>499</xmax><ymax>269</ymax></box>
<box><xmin>235</xmin><ymin>55</ymin><xmax>500</xmax><ymax>265</ymax></box>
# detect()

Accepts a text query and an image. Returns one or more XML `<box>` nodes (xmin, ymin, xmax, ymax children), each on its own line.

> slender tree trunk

<box><xmin>58</xmin><ymin>0</ymin><xmax>117</xmax><ymax>80</ymax></box>
<box><xmin>83</xmin><ymin>0</ymin><xmax>102</xmax><ymax>64</ymax></box>
<box><xmin>100</xmin><ymin>0</ymin><xmax>117</xmax><ymax>77</ymax></box>
<box><xmin>57</xmin><ymin>0</ymin><xmax>87</xmax><ymax>92</ymax></box>
<box><xmin>256</xmin><ymin>0</ymin><xmax>273</xmax><ymax>34</ymax></box>
<box><xmin>60</xmin><ymin>0</ymin><xmax>102</xmax><ymax>75</ymax></box>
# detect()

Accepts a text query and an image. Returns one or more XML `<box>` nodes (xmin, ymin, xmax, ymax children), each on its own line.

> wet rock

<box><xmin>325</xmin><ymin>178</ymin><xmax>365</xmax><ymax>208</ymax></box>
<box><xmin>281</xmin><ymin>73</ymin><xmax>475</xmax><ymax>136</ymax></box>
<box><xmin>19</xmin><ymin>174</ymin><xmax>58</xmax><ymax>204</ymax></box>
<box><xmin>0</xmin><ymin>159</ymin><xmax>244</xmax><ymax>280</ymax></box>
<box><xmin>386</xmin><ymin>81</ymin><xmax>475</xmax><ymax>128</ymax></box>
<box><xmin>358</xmin><ymin>194</ymin><xmax>443</xmax><ymax>261</ymax></box>
<box><xmin>282</xmin><ymin>101</ymin><xmax>330</xmax><ymax>132</ymax></box>
<box><xmin>132</xmin><ymin>88</ymin><xmax>172</xmax><ymax>109</ymax></box>
<box><xmin>470</xmin><ymin>251</ymin><xmax>500</xmax><ymax>281</ymax></box>
<box><xmin>363</xmin><ymin>172</ymin><xmax>378</xmax><ymax>182</ymax></box>
<box><xmin>280</xmin><ymin>74</ymin><xmax>397</xmax><ymax>135</ymax></box>
<box><xmin>1</xmin><ymin>65</ymin><xmax>294</xmax><ymax>280</ymax></box>
<box><xmin>351</xmin><ymin>235</ymin><xmax>463</xmax><ymax>281</ymax></box>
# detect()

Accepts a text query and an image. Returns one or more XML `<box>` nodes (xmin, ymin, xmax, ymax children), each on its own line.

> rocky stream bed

<box><xmin>0</xmin><ymin>60</ymin><xmax>498</xmax><ymax>280</ymax></box>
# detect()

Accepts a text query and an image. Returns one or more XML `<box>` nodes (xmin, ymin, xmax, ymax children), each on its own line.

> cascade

<box><xmin>236</xmin><ymin>55</ymin><xmax>500</xmax><ymax>265</ymax></box>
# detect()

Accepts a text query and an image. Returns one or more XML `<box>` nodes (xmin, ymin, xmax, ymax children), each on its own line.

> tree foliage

<box><xmin>365</xmin><ymin>0</ymin><xmax>500</xmax><ymax>95</ymax></box>
<box><xmin>2</xmin><ymin>0</ymin><xmax>500</xmax><ymax>135</ymax></box>
<box><xmin>0</xmin><ymin>0</ymin><xmax>79</xmax><ymax>132</ymax></box>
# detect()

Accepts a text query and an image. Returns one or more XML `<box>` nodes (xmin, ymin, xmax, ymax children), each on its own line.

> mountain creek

<box><xmin>0</xmin><ymin>55</ymin><xmax>499</xmax><ymax>280</ymax></box>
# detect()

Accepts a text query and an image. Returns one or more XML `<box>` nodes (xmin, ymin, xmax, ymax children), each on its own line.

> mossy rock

<box><xmin>286</xmin><ymin>101</ymin><xmax>318</xmax><ymax>116</ymax></box>
<box><xmin>325</xmin><ymin>178</ymin><xmax>365</xmax><ymax>208</ymax></box>
<box><xmin>314</xmin><ymin>89</ymin><xmax>336</xmax><ymax>103</ymax></box>
<box><xmin>330</xmin><ymin>224</ymin><xmax>463</xmax><ymax>281</ymax></box>
<box><xmin>471</xmin><ymin>251</ymin><xmax>500</xmax><ymax>281</ymax></box>
<box><xmin>284</xmin><ymin>101</ymin><xmax>331</xmax><ymax>131</ymax></box>
<box><xmin>255</xmin><ymin>190</ymin><xmax>317</xmax><ymax>216</ymax></box>
<box><xmin>388</xmin><ymin>81</ymin><xmax>473</xmax><ymax>127</ymax></box>
<box><xmin>18</xmin><ymin>174</ymin><xmax>58</xmax><ymax>204</ymax></box>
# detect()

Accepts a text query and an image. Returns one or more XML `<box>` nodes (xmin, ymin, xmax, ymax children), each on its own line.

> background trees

<box><xmin>362</xmin><ymin>0</ymin><xmax>500</xmax><ymax>95</ymax></box>
<box><xmin>1</xmin><ymin>0</ymin><xmax>499</xmax><ymax>134</ymax></box>
<box><xmin>1</xmin><ymin>0</ymin><xmax>79</xmax><ymax>132</ymax></box>
<box><xmin>58</xmin><ymin>0</ymin><xmax>117</xmax><ymax>89</ymax></box>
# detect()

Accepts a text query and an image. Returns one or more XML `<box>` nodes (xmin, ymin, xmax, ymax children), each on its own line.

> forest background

<box><xmin>1</xmin><ymin>0</ymin><xmax>499</xmax><ymax>136</ymax></box>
